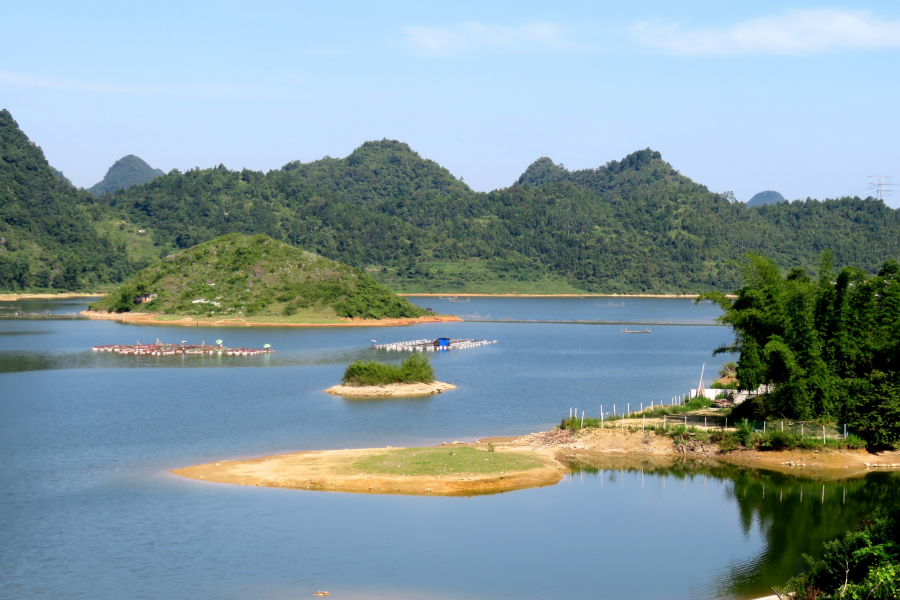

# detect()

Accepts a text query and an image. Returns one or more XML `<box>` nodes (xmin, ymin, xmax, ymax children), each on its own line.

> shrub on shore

<box><xmin>778</xmin><ymin>509</ymin><xmax>899</xmax><ymax>599</ymax></box>
<box><xmin>341</xmin><ymin>353</ymin><xmax>434</xmax><ymax>386</ymax></box>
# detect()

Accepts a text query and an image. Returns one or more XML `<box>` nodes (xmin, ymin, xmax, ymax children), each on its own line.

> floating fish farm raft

<box><xmin>91</xmin><ymin>340</ymin><xmax>273</xmax><ymax>356</ymax></box>
<box><xmin>371</xmin><ymin>338</ymin><xmax>496</xmax><ymax>351</ymax></box>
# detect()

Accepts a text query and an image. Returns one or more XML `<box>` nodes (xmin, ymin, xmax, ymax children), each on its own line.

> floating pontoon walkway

<box><xmin>91</xmin><ymin>340</ymin><xmax>273</xmax><ymax>356</ymax></box>
<box><xmin>371</xmin><ymin>338</ymin><xmax>496</xmax><ymax>351</ymax></box>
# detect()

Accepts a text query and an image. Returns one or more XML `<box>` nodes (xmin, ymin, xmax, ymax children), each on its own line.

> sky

<box><xmin>2</xmin><ymin>0</ymin><xmax>900</xmax><ymax>207</ymax></box>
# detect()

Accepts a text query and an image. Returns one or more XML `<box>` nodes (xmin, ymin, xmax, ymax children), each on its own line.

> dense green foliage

<box><xmin>783</xmin><ymin>509</ymin><xmax>899</xmax><ymax>600</ymax></box>
<box><xmin>341</xmin><ymin>353</ymin><xmax>434</xmax><ymax>386</ymax></box>
<box><xmin>88</xmin><ymin>233</ymin><xmax>426</xmax><ymax>319</ymax></box>
<box><xmin>49</xmin><ymin>166</ymin><xmax>74</xmax><ymax>187</ymax></box>
<box><xmin>0</xmin><ymin>109</ymin><xmax>134</xmax><ymax>290</ymax></box>
<box><xmin>88</xmin><ymin>155</ymin><xmax>164</xmax><ymax>197</ymax></box>
<box><xmin>5</xmin><ymin>109</ymin><xmax>900</xmax><ymax>294</ymax></box>
<box><xmin>99</xmin><ymin>142</ymin><xmax>900</xmax><ymax>294</ymax></box>
<box><xmin>702</xmin><ymin>253</ymin><xmax>900</xmax><ymax>448</ymax></box>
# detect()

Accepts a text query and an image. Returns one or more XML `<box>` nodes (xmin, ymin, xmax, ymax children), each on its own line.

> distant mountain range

<box><xmin>2</xmin><ymin>108</ymin><xmax>899</xmax><ymax>294</ymax></box>
<box><xmin>88</xmin><ymin>155</ymin><xmax>164</xmax><ymax>197</ymax></box>
<box><xmin>747</xmin><ymin>190</ymin><xmax>786</xmax><ymax>207</ymax></box>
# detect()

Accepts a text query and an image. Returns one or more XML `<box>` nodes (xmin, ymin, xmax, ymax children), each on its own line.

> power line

<box><xmin>868</xmin><ymin>175</ymin><xmax>897</xmax><ymax>202</ymax></box>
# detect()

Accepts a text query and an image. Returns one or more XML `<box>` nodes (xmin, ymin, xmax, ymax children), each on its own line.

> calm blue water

<box><xmin>410</xmin><ymin>295</ymin><xmax>722</xmax><ymax>324</ymax></box>
<box><xmin>1</xmin><ymin>298</ymin><xmax>896</xmax><ymax>600</ymax></box>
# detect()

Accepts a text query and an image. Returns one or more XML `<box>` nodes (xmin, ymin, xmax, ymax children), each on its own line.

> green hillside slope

<box><xmin>100</xmin><ymin>142</ymin><xmax>900</xmax><ymax>294</ymax></box>
<box><xmin>0</xmin><ymin>109</ymin><xmax>134</xmax><ymax>291</ymax></box>
<box><xmin>89</xmin><ymin>233</ymin><xmax>426</xmax><ymax>319</ymax></box>
<box><xmin>89</xmin><ymin>154</ymin><xmax>164</xmax><ymax>196</ymax></box>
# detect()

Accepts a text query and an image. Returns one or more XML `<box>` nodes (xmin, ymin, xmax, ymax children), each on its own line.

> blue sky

<box><xmin>3</xmin><ymin>0</ymin><xmax>900</xmax><ymax>206</ymax></box>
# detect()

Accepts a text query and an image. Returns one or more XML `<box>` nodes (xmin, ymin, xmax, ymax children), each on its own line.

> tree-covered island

<box><xmin>87</xmin><ymin>233</ymin><xmax>429</xmax><ymax>323</ymax></box>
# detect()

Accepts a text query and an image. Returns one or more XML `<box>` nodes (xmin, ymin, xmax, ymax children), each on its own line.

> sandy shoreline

<box><xmin>172</xmin><ymin>427</ymin><xmax>898</xmax><ymax>497</ymax></box>
<box><xmin>3</xmin><ymin>291</ymin><xmax>731</xmax><ymax>301</ymax></box>
<box><xmin>325</xmin><ymin>381</ymin><xmax>456</xmax><ymax>397</ymax></box>
<box><xmin>172</xmin><ymin>445</ymin><xmax>562</xmax><ymax>496</ymax></box>
<box><xmin>400</xmin><ymin>293</ymin><xmax>709</xmax><ymax>298</ymax></box>
<box><xmin>79</xmin><ymin>310</ymin><xmax>462</xmax><ymax>327</ymax></box>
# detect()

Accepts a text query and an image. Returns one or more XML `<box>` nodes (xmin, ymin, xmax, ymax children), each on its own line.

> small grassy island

<box><xmin>326</xmin><ymin>354</ymin><xmax>456</xmax><ymax>396</ymax></box>
<box><xmin>84</xmin><ymin>233</ymin><xmax>455</xmax><ymax>326</ymax></box>
<box><xmin>172</xmin><ymin>443</ymin><xmax>559</xmax><ymax>496</ymax></box>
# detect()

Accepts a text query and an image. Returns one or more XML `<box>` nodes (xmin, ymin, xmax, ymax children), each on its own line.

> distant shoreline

<box><xmin>0</xmin><ymin>293</ymin><xmax>102</xmax><ymax>301</ymax></box>
<box><xmin>79</xmin><ymin>310</ymin><xmax>462</xmax><ymax>328</ymax></box>
<box><xmin>2</xmin><ymin>292</ymin><xmax>727</xmax><ymax>301</ymax></box>
<box><xmin>400</xmin><ymin>293</ymin><xmax>716</xmax><ymax>298</ymax></box>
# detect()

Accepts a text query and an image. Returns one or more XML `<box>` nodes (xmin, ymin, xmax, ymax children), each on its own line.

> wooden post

<box><xmin>601</xmin><ymin>405</ymin><xmax>604</xmax><ymax>428</ymax></box>
<box><xmin>581</xmin><ymin>411</ymin><xmax>584</xmax><ymax>428</ymax></box>
<box><xmin>613</xmin><ymin>404</ymin><xmax>616</xmax><ymax>417</ymax></box>
<box><xmin>823</xmin><ymin>425</ymin><xmax>826</xmax><ymax>444</ymax></box>
<box><xmin>642</xmin><ymin>415</ymin><xmax>645</xmax><ymax>431</ymax></box>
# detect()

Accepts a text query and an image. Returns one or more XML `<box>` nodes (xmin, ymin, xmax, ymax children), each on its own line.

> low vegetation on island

<box><xmin>341</xmin><ymin>354</ymin><xmax>434</xmax><ymax>386</ymax></box>
<box><xmin>88</xmin><ymin>233</ymin><xmax>426</xmax><ymax>320</ymax></box>
<box><xmin>327</xmin><ymin>354</ymin><xmax>454</xmax><ymax>396</ymax></box>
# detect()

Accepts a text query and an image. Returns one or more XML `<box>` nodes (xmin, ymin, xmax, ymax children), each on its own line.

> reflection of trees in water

<box><xmin>569</xmin><ymin>458</ymin><xmax>900</xmax><ymax>599</ymax></box>
<box><xmin>719</xmin><ymin>469</ymin><xmax>900</xmax><ymax>598</ymax></box>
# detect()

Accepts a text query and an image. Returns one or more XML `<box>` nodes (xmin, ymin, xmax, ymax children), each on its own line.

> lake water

<box><xmin>1</xmin><ymin>297</ymin><xmax>897</xmax><ymax>600</ymax></box>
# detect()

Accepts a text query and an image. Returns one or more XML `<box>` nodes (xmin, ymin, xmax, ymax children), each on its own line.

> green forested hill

<box><xmin>4</xmin><ymin>108</ymin><xmax>900</xmax><ymax>294</ymax></box>
<box><xmin>90</xmin><ymin>233</ymin><xmax>425</xmax><ymax>319</ymax></box>
<box><xmin>88</xmin><ymin>154</ymin><xmax>164</xmax><ymax>196</ymax></box>
<box><xmin>99</xmin><ymin>143</ymin><xmax>900</xmax><ymax>294</ymax></box>
<box><xmin>0</xmin><ymin>110</ymin><xmax>134</xmax><ymax>290</ymax></box>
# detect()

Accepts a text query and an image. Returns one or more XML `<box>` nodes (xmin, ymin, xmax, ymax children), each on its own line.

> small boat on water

<box><xmin>621</xmin><ymin>327</ymin><xmax>651</xmax><ymax>334</ymax></box>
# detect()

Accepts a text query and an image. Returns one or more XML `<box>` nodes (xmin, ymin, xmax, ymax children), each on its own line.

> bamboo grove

<box><xmin>702</xmin><ymin>252</ymin><xmax>900</xmax><ymax>448</ymax></box>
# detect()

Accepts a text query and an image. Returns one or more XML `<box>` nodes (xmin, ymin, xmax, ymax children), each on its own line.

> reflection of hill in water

<box><xmin>568</xmin><ymin>458</ymin><xmax>900</xmax><ymax>598</ymax></box>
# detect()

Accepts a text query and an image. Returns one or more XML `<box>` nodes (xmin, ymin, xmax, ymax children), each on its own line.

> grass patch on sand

<box><xmin>351</xmin><ymin>447</ymin><xmax>545</xmax><ymax>476</ymax></box>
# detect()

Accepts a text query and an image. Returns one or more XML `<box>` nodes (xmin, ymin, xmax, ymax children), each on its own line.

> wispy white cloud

<box><xmin>403</xmin><ymin>21</ymin><xmax>591</xmax><ymax>56</ymax></box>
<box><xmin>0</xmin><ymin>70</ymin><xmax>247</xmax><ymax>96</ymax></box>
<box><xmin>632</xmin><ymin>10</ymin><xmax>900</xmax><ymax>56</ymax></box>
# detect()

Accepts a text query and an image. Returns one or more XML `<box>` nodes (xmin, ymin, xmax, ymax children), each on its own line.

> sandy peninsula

<box><xmin>172</xmin><ymin>444</ymin><xmax>562</xmax><ymax>496</ymax></box>
<box><xmin>171</xmin><ymin>426</ymin><xmax>899</xmax><ymax>497</ymax></box>
<box><xmin>80</xmin><ymin>310</ymin><xmax>461</xmax><ymax>327</ymax></box>
<box><xmin>325</xmin><ymin>381</ymin><xmax>456</xmax><ymax>397</ymax></box>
